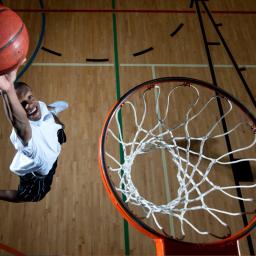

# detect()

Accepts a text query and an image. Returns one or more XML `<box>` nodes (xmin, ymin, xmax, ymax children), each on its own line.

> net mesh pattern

<box><xmin>105</xmin><ymin>84</ymin><xmax>256</xmax><ymax>238</ymax></box>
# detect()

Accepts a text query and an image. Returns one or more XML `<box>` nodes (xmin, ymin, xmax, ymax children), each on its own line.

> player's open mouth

<box><xmin>28</xmin><ymin>106</ymin><xmax>38</xmax><ymax>116</ymax></box>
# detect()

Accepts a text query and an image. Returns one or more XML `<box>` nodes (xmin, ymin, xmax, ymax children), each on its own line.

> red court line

<box><xmin>12</xmin><ymin>9</ymin><xmax>256</xmax><ymax>14</ymax></box>
<box><xmin>0</xmin><ymin>243</ymin><xmax>25</xmax><ymax>256</ymax></box>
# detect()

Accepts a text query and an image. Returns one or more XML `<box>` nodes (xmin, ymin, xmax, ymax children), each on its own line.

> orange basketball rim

<box><xmin>98</xmin><ymin>77</ymin><xmax>256</xmax><ymax>255</ymax></box>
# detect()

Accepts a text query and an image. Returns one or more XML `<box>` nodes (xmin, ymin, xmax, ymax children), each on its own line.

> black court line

<box><xmin>170</xmin><ymin>23</ymin><xmax>184</xmax><ymax>37</ymax></box>
<box><xmin>17</xmin><ymin>0</ymin><xmax>46</xmax><ymax>80</ymax></box>
<box><xmin>190</xmin><ymin>0</ymin><xmax>212</xmax><ymax>8</ymax></box>
<box><xmin>189</xmin><ymin>0</ymin><xmax>195</xmax><ymax>8</ymax></box>
<box><xmin>196</xmin><ymin>1</ymin><xmax>255</xmax><ymax>255</ymax></box>
<box><xmin>232</xmin><ymin>159</ymin><xmax>253</xmax><ymax>182</ymax></box>
<box><xmin>86</xmin><ymin>58</ymin><xmax>109</xmax><ymax>62</ymax></box>
<box><xmin>41</xmin><ymin>46</ymin><xmax>62</xmax><ymax>56</ymax></box>
<box><xmin>133</xmin><ymin>47</ymin><xmax>154</xmax><ymax>57</ymax></box>
<box><xmin>202</xmin><ymin>2</ymin><xmax>256</xmax><ymax>108</ymax></box>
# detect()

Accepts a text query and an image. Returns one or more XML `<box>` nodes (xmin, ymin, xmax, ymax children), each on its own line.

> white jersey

<box><xmin>10</xmin><ymin>101</ymin><xmax>62</xmax><ymax>176</ymax></box>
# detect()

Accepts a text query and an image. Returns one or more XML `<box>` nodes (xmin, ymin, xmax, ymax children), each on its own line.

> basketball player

<box><xmin>0</xmin><ymin>62</ymin><xmax>68</xmax><ymax>202</ymax></box>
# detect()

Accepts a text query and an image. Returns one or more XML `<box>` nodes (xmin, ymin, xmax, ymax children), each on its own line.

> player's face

<box><xmin>18</xmin><ymin>89</ymin><xmax>42</xmax><ymax>121</ymax></box>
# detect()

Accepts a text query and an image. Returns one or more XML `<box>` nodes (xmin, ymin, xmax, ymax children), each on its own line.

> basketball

<box><xmin>0</xmin><ymin>5</ymin><xmax>29</xmax><ymax>75</ymax></box>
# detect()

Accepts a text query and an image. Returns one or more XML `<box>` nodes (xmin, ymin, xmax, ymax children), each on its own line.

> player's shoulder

<box><xmin>38</xmin><ymin>101</ymin><xmax>50</xmax><ymax>116</ymax></box>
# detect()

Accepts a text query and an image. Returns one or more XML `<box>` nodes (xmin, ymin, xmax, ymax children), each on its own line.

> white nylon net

<box><xmin>105</xmin><ymin>83</ymin><xmax>256</xmax><ymax>239</ymax></box>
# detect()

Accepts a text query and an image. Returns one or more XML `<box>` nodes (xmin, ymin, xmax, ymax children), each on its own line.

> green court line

<box><xmin>112</xmin><ymin>0</ymin><xmax>130</xmax><ymax>255</ymax></box>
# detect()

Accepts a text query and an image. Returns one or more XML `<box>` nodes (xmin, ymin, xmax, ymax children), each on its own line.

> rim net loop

<box><xmin>106</xmin><ymin>82</ymin><xmax>256</xmax><ymax>239</ymax></box>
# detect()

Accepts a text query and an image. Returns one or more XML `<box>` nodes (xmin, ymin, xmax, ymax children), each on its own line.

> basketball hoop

<box><xmin>98</xmin><ymin>77</ymin><xmax>256</xmax><ymax>255</ymax></box>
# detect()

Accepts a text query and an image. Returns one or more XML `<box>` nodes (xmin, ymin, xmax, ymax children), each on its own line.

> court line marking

<box><xmin>31</xmin><ymin>63</ymin><xmax>256</xmax><ymax>68</ymax></box>
<box><xmin>112</xmin><ymin>0</ymin><xmax>130</xmax><ymax>254</ymax></box>
<box><xmin>17</xmin><ymin>0</ymin><xmax>45</xmax><ymax>80</ymax></box>
<box><xmin>13</xmin><ymin>9</ymin><xmax>256</xmax><ymax>15</ymax></box>
<box><xmin>121</xmin><ymin>64</ymin><xmax>256</xmax><ymax>68</ymax></box>
<box><xmin>31</xmin><ymin>63</ymin><xmax>114</xmax><ymax>67</ymax></box>
<box><xmin>152</xmin><ymin>66</ymin><xmax>175</xmax><ymax>237</ymax></box>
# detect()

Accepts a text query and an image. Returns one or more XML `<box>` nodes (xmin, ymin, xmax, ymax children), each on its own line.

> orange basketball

<box><xmin>0</xmin><ymin>5</ymin><xmax>29</xmax><ymax>75</ymax></box>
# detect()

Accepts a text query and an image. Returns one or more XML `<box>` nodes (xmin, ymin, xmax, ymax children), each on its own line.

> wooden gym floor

<box><xmin>0</xmin><ymin>0</ymin><xmax>255</xmax><ymax>255</ymax></box>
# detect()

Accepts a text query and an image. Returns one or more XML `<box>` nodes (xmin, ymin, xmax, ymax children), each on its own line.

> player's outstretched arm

<box><xmin>0</xmin><ymin>67</ymin><xmax>31</xmax><ymax>145</ymax></box>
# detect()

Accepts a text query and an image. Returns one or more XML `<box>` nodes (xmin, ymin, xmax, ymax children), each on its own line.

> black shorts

<box><xmin>16</xmin><ymin>128</ymin><xmax>66</xmax><ymax>202</ymax></box>
<box><xmin>17</xmin><ymin>160</ymin><xmax>58</xmax><ymax>202</ymax></box>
